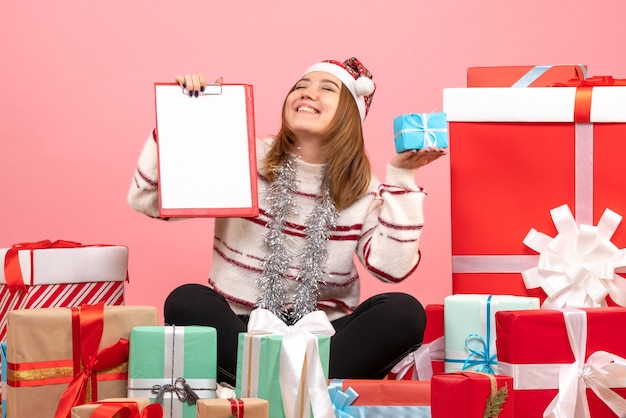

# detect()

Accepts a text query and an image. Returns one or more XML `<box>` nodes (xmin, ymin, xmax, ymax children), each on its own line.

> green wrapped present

<box><xmin>128</xmin><ymin>325</ymin><xmax>217</xmax><ymax>418</ymax></box>
<box><xmin>236</xmin><ymin>309</ymin><xmax>335</xmax><ymax>418</ymax></box>
<box><xmin>444</xmin><ymin>294</ymin><xmax>539</xmax><ymax>374</ymax></box>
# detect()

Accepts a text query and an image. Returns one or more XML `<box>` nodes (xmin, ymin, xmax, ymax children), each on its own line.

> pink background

<box><xmin>2</xmin><ymin>0</ymin><xmax>624</xmax><ymax>323</ymax></box>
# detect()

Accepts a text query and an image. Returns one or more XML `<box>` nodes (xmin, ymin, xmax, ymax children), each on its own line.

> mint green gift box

<box><xmin>235</xmin><ymin>333</ymin><xmax>331</xmax><ymax>418</ymax></box>
<box><xmin>443</xmin><ymin>294</ymin><xmax>539</xmax><ymax>374</ymax></box>
<box><xmin>127</xmin><ymin>325</ymin><xmax>217</xmax><ymax>418</ymax></box>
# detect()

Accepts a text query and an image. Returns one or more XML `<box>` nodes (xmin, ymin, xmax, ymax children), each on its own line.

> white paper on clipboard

<box><xmin>155</xmin><ymin>83</ymin><xmax>258</xmax><ymax>217</ymax></box>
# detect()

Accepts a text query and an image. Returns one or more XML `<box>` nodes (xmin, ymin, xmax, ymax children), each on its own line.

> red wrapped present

<box><xmin>0</xmin><ymin>240</ymin><xmax>127</xmax><ymax>343</ymax></box>
<box><xmin>388</xmin><ymin>304</ymin><xmax>444</xmax><ymax>380</ymax></box>
<box><xmin>496</xmin><ymin>307</ymin><xmax>626</xmax><ymax>417</ymax></box>
<box><xmin>431</xmin><ymin>371</ymin><xmax>513</xmax><ymax>418</ymax></box>
<box><xmin>467</xmin><ymin>64</ymin><xmax>587</xmax><ymax>87</ymax></box>
<box><xmin>70</xmin><ymin>398</ymin><xmax>162</xmax><ymax>418</ymax></box>
<box><xmin>329</xmin><ymin>379</ymin><xmax>431</xmax><ymax>417</ymax></box>
<box><xmin>444</xmin><ymin>76</ymin><xmax>626</xmax><ymax>304</ymax></box>
<box><xmin>5</xmin><ymin>303</ymin><xmax>158</xmax><ymax>418</ymax></box>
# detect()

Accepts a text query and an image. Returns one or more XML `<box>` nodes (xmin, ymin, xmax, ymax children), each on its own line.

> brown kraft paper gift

<box><xmin>5</xmin><ymin>304</ymin><xmax>158</xmax><ymax>418</ymax></box>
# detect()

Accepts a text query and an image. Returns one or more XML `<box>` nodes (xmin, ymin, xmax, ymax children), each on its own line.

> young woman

<box><xmin>128</xmin><ymin>57</ymin><xmax>446</xmax><ymax>386</ymax></box>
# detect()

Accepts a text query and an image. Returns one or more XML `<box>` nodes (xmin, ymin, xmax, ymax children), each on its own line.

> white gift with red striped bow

<box><xmin>0</xmin><ymin>244</ymin><xmax>127</xmax><ymax>343</ymax></box>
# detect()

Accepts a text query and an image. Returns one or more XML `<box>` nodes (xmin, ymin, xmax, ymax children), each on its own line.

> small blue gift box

<box><xmin>393</xmin><ymin>112</ymin><xmax>448</xmax><ymax>152</ymax></box>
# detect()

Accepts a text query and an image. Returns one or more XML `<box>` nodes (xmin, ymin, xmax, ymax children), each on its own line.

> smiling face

<box><xmin>284</xmin><ymin>71</ymin><xmax>342</xmax><ymax>141</ymax></box>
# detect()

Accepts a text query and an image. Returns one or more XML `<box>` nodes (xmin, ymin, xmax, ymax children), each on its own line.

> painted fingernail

<box><xmin>194</xmin><ymin>91</ymin><xmax>199</xmax><ymax>97</ymax></box>
<box><xmin>182</xmin><ymin>82</ymin><xmax>186</xmax><ymax>89</ymax></box>
<box><xmin>188</xmin><ymin>90</ymin><xmax>193</xmax><ymax>97</ymax></box>
<box><xmin>200</xmin><ymin>86</ymin><xmax>205</xmax><ymax>92</ymax></box>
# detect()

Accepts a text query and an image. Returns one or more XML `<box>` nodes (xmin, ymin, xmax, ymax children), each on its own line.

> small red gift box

<box><xmin>431</xmin><ymin>371</ymin><xmax>513</xmax><ymax>418</ymax></box>
<box><xmin>329</xmin><ymin>379</ymin><xmax>431</xmax><ymax>417</ymax></box>
<box><xmin>467</xmin><ymin>64</ymin><xmax>587</xmax><ymax>87</ymax></box>
<box><xmin>444</xmin><ymin>77</ymin><xmax>626</xmax><ymax>302</ymax></box>
<box><xmin>496</xmin><ymin>307</ymin><xmax>626</xmax><ymax>417</ymax></box>
<box><xmin>388</xmin><ymin>304</ymin><xmax>444</xmax><ymax>380</ymax></box>
<box><xmin>70</xmin><ymin>398</ymin><xmax>162</xmax><ymax>418</ymax></box>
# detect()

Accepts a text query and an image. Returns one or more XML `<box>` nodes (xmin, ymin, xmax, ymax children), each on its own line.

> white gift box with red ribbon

<box><xmin>0</xmin><ymin>241</ymin><xmax>127</xmax><ymax>343</ymax></box>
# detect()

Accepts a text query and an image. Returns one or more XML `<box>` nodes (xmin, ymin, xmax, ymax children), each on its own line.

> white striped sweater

<box><xmin>127</xmin><ymin>134</ymin><xmax>427</xmax><ymax>320</ymax></box>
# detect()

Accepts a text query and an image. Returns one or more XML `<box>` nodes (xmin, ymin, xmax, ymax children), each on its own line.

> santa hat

<box><xmin>303</xmin><ymin>57</ymin><xmax>376</xmax><ymax>121</ymax></box>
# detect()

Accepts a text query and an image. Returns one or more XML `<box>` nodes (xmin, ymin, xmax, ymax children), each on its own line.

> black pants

<box><xmin>164</xmin><ymin>284</ymin><xmax>426</xmax><ymax>386</ymax></box>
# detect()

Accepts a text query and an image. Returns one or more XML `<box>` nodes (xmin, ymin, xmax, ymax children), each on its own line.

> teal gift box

<box><xmin>444</xmin><ymin>294</ymin><xmax>539</xmax><ymax>374</ymax></box>
<box><xmin>127</xmin><ymin>325</ymin><xmax>217</xmax><ymax>418</ymax></box>
<box><xmin>236</xmin><ymin>332</ymin><xmax>331</xmax><ymax>418</ymax></box>
<box><xmin>393</xmin><ymin>112</ymin><xmax>448</xmax><ymax>152</ymax></box>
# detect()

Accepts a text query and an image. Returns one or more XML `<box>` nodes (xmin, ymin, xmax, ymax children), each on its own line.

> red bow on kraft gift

<box><xmin>54</xmin><ymin>302</ymin><xmax>130</xmax><ymax>418</ymax></box>
<box><xmin>91</xmin><ymin>402</ymin><xmax>164</xmax><ymax>418</ymax></box>
<box><xmin>3</xmin><ymin>239</ymin><xmax>83</xmax><ymax>292</ymax></box>
<box><xmin>553</xmin><ymin>76</ymin><xmax>626</xmax><ymax>122</ymax></box>
<box><xmin>229</xmin><ymin>398</ymin><xmax>246</xmax><ymax>418</ymax></box>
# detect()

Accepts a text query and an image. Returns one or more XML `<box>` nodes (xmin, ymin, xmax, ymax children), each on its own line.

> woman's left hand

<box><xmin>391</xmin><ymin>148</ymin><xmax>447</xmax><ymax>170</ymax></box>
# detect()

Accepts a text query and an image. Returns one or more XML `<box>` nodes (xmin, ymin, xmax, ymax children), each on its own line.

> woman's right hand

<box><xmin>174</xmin><ymin>74</ymin><xmax>223</xmax><ymax>97</ymax></box>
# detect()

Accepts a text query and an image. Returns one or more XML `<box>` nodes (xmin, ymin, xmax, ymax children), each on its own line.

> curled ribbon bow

<box><xmin>152</xmin><ymin>377</ymin><xmax>199</xmax><ymax>406</ymax></box>
<box><xmin>247</xmin><ymin>308</ymin><xmax>335</xmax><ymax>418</ymax></box>
<box><xmin>522</xmin><ymin>204</ymin><xmax>626</xmax><ymax>308</ymax></box>
<box><xmin>463</xmin><ymin>334</ymin><xmax>497</xmax><ymax>374</ymax></box>
<box><xmin>91</xmin><ymin>401</ymin><xmax>164</xmax><ymax>418</ymax></box>
<box><xmin>328</xmin><ymin>381</ymin><xmax>359</xmax><ymax>418</ymax></box>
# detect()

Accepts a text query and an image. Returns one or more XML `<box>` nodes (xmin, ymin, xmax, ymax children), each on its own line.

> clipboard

<box><xmin>154</xmin><ymin>82</ymin><xmax>258</xmax><ymax>218</ymax></box>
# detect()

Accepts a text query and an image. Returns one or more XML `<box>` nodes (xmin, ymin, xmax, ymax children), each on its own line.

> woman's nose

<box><xmin>300</xmin><ymin>86</ymin><xmax>316</xmax><ymax>100</ymax></box>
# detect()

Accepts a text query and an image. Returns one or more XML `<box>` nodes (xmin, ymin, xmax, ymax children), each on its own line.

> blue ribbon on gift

<box><xmin>461</xmin><ymin>294</ymin><xmax>497</xmax><ymax>374</ymax></box>
<box><xmin>444</xmin><ymin>295</ymin><xmax>498</xmax><ymax>374</ymax></box>
<box><xmin>328</xmin><ymin>381</ymin><xmax>359</xmax><ymax>418</ymax></box>
<box><xmin>462</xmin><ymin>333</ymin><xmax>497</xmax><ymax>374</ymax></box>
<box><xmin>512</xmin><ymin>64</ymin><xmax>588</xmax><ymax>87</ymax></box>
<box><xmin>328</xmin><ymin>380</ymin><xmax>432</xmax><ymax>418</ymax></box>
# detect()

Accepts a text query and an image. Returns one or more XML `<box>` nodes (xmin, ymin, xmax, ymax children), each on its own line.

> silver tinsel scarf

<box><xmin>255</xmin><ymin>154</ymin><xmax>338</xmax><ymax>323</ymax></box>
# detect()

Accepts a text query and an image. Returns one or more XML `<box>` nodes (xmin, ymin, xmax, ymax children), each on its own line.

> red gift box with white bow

<box><xmin>496</xmin><ymin>307</ymin><xmax>626</xmax><ymax>417</ymax></box>
<box><xmin>444</xmin><ymin>77</ymin><xmax>626</xmax><ymax>305</ymax></box>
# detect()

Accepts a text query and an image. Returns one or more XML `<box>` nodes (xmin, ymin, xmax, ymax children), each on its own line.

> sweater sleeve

<box><xmin>356</xmin><ymin>163</ymin><xmax>426</xmax><ymax>283</ymax></box>
<box><xmin>127</xmin><ymin>132</ymin><xmax>163</xmax><ymax>219</ymax></box>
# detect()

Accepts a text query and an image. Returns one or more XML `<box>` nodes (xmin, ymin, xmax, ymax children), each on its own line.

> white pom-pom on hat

<box><xmin>355</xmin><ymin>76</ymin><xmax>375</xmax><ymax>97</ymax></box>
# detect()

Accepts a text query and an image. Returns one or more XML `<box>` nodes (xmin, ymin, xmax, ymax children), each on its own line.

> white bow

<box><xmin>390</xmin><ymin>336</ymin><xmax>444</xmax><ymax>381</ymax></box>
<box><xmin>247</xmin><ymin>308</ymin><xmax>336</xmax><ymax>418</ymax></box>
<box><xmin>543</xmin><ymin>309</ymin><xmax>626</xmax><ymax>418</ymax></box>
<box><xmin>522</xmin><ymin>204</ymin><xmax>626</xmax><ymax>308</ymax></box>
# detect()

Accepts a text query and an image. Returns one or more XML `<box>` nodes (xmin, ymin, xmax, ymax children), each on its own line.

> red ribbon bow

<box><xmin>91</xmin><ymin>402</ymin><xmax>164</xmax><ymax>418</ymax></box>
<box><xmin>3</xmin><ymin>239</ymin><xmax>83</xmax><ymax>293</ymax></box>
<box><xmin>54</xmin><ymin>302</ymin><xmax>130</xmax><ymax>418</ymax></box>
<box><xmin>552</xmin><ymin>76</ymin><xmax>626</xmax><ymax>123</ymax></box>
<box><xmin>230</xmin><ymin>398</ymin><xmax>245</xmax><ymax>417</ymax></box>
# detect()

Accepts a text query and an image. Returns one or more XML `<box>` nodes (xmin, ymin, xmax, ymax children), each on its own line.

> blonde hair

<box><xmin>261</xmin><ymin>85</ymin><xmax>372</xmax><ymax>211</ymax></box>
